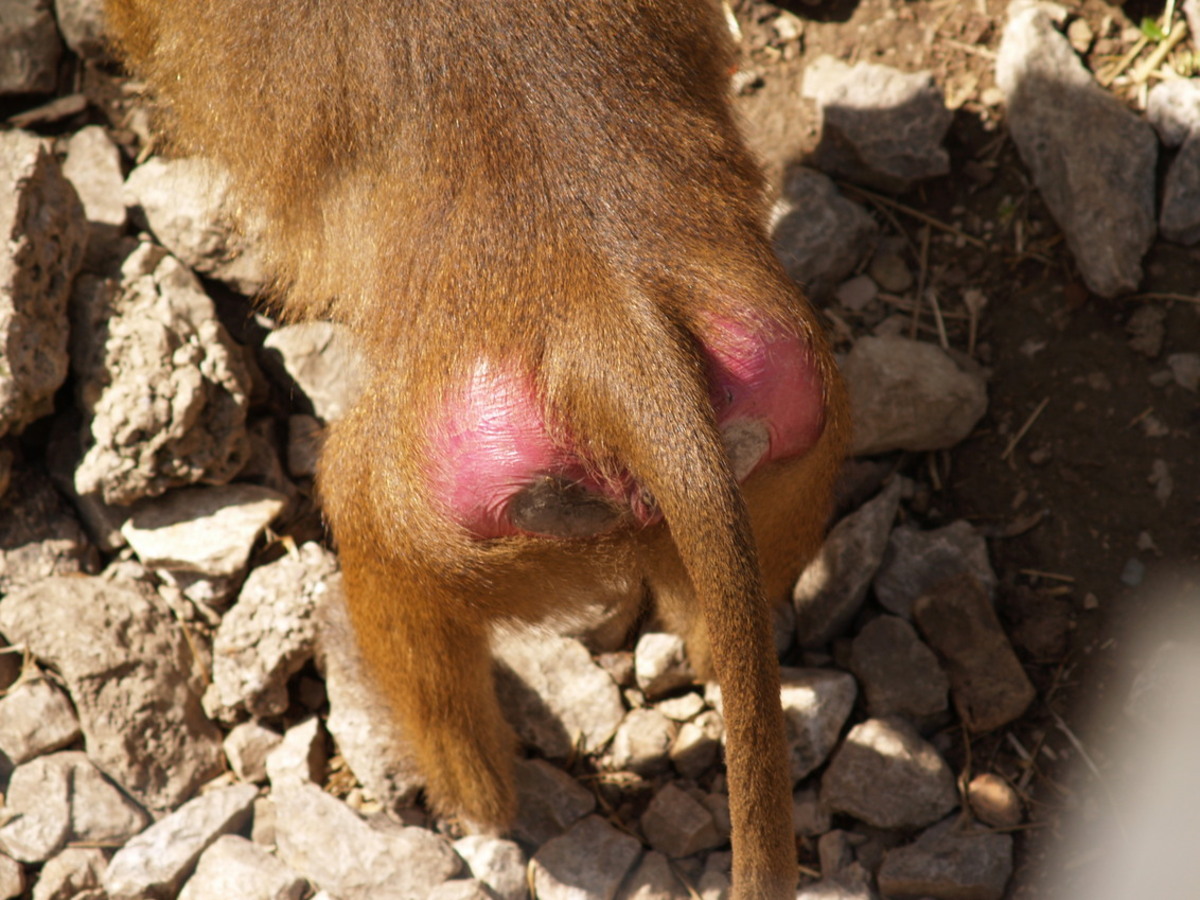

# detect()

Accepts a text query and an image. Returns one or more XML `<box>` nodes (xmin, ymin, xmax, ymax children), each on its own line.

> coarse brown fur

<box><xmin>105</xmin><ymin>2</ymin><xmax>850</xmax><ymax>896</ymax></box>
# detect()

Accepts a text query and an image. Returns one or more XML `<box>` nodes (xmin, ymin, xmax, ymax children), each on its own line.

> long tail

<box><xmin>559</xmin><ymin>313</ymin><xmax>796</xmax><ymax>898</ymax></box>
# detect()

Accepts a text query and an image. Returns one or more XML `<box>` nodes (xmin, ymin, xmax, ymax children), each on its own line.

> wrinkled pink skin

<box><xmin>430</xmin><ymin>316</ymin><xmax>825</xmax><ymax>539</ymax></box>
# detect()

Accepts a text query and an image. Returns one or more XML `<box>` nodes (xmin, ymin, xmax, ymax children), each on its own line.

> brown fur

<box><xmin>105</xmin><ymin>2</ymin><xmax>849</xmax><ymax>896</ymax></box>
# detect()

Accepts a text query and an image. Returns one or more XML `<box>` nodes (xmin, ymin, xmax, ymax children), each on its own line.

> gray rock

<box><xmin>531</xmin><ymin>815</ymin><xmax>642</xmax><ymax>900</ymax></box>
<box><xmin>1167</xmin><ymin>352</ymin><xmax>1200</xmax><ymax>392</ymax></box>
<box><xmin>0</xmin><ymin>469</ymin><xmax>94</xmax><ymax>596</ymax></box>
<box><xmin>0</xmin><ymin>676</ymin><xmax>81</xmax><ymax>763</ymax></box>
<box><xmin>616</xmin><ymin>850</ymin><xmax>689</xmax><ymax>900</ymax></box>
<box><xmin>655</xmin><ymin>691</ymin><xmax>705</xmax><ymax>722</ymax></box>
<box><xmin>0</xmin><ymin>574</ymin><xmax>223</xmax><ymax>810</ymax></box>
<box><xmin>121</xmin><ymin>484</ymin><xmax>286</xmax><ymax>599</ymax></box>
<box><xmin>842</xmin><ymin>336</ymin><xmax>988</xmax><ymax>456</ymax></box>
<box><xmin>771</xmin><ymin>168</ymin><xmax>877</xmax><ymax>300</ymax></box>
<box><xmin>31</xmin><ymin>847</ymin><xmax>106</xmax><ymax>900</ymax></box>
<box><xmin>607</xmin><ymin>707</ymin><xmax>678</xmax><ymax>775</ymax></box>
<box><xmin>0</xmin><ymin>752</ymin><xmax>148</xmax><ymax>864</ymax></box>
<box><xmin>319</xmin><ymin>591</ymin><xmax>425</xmax><ymax>808</ymax></box>
<box><xmin>634</xmin><ymin>631</ymin><xmax>695</xmax><ymax>700</ymax></box>
<box><xmin>913</xmin><ymin>573</ymin><xmax>1036</xmax><ymax>733</ymax></box>
<box><xmin>494</xmin><ymin>632</ymin><xmax>625</xmax><ymax>759</ymax></box>
<box><xmin>874</xmin><ymin>520</ymin><xmax>996</xmax><ymax>619</ymax></box>
<box><xmin>261</xmin><ymin>322</ymin><xmax>366</xmax><ymax>422</ymax></box>
<box><xmin>272</xmin><ymin>783</ymin><xmax>460</xmax><ymax>900</ymax></box>
<box><xmin>453</xmin><ymin>835</ymin><xmax>528</xmax><ymax>900</ymax></box>
<box><xmin>878</xmin><ymin>817</ymin><xmax>1013</xmax><ymax>900</ymax></box>
<box><xmin>802</xmin><ymin>56</ymin><xmax>952</xmax><ymax>192</ymax></box>
<box><xmin>52</xmin><ymin>0</ymin><xmax>107</xmax><ymax>56</ymax></box>
<box><xmin>103</xmin><ymin>783</ymin><xmax>259</xmax><ymax>900</ymax></box>
<box><xmin>266</xmin><ymin>717</ymin><xmax>327</xmax><ymax>788</ymax></box>
<box><xmin>997</xmin><ymin>2</ymin><xmax>1157</xmax><ymax>296</ymax></box>
<box><xmin>1145</xmin><ymin>79</ymin><xmax>1200</xmax><ymax>243</ymax></box>
<box><xmin>821</xmin><ymin>718</ymin><xmax>958</xmax><ymax>829</ymax></box>
<box><xmin>849</xmin><ymin>616</ymin><xmax>949</xmax><ymax>723</ymax></box>
<box><xmin>124</xmin><ymin>157</ymin><xmax>266</xmax><ymax>294</ymax></box>
<box><xmin>640</xmin><ymin>783</ymin><xmax>723</xmax><ymax>859</ymax></box>
<box><xmin>71</xmin><ymin>242</ymin><xmax>251</xmax><ymax>506</ymax></box>
<box><xmin>62</xmin><ymin>126</ymin><xmax>127</xmax><ymax>265</ymax></box>
<box><xmin>512</xmin><ymin>758</ymin><xmax>596</xmax><ymax>846</ymax></box>
<box><xmin>203</xmin><ymin>541</ymin><xmax>334</xmax><ymax>720</ymax></box>
<box><xmin>0</xmin><ymin>131</ymin><xmax>85</xmax><ymax>437</ymax></box>
<box><xmin>813</xmin><ymin>830</ymin><xmax>876</xmax><ymax>898</ymax></box>
<box><xmin>793</xmin><ymin>478</ymin><xmax>903</xmax><ymax>647</ymax></box>
<box><xmin>0</xmin><ymin>0</ymin><xmax>60</xmax><ymax>94</ymax></box>
<box><xmin>177</xmin><ymin>835</ymin><xmax>307</xmax><ymax>900</ymax></box>
<box><xmin>223</xmin><ymin>721</ymin><xmax>283</xmax><ymax>784</ymax></box>
<box><xmin>669</xmin><ymin>709</ymin><xmax>723</xmax><ymax>779</ymax></box>
<box><xmin>0</xmin><ymin>853</ymin><xmax>22</xmax><ymax>900</ymax></box>
<box><xmin>780</xmin><ymin>668</ymin><xmax>859</xmax><ymax>781</ymax></box>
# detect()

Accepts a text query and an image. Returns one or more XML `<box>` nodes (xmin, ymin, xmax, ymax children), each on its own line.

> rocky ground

<box><xmin>1</xmin><ymin>0</ymin><xmax>1198</xmax><ymax>898</ymax></box>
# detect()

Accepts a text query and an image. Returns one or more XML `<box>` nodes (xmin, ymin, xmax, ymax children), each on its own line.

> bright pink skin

<box><xmin>429</xmin><ymin>316</ymin><xmax>826</xmax><ymax>539</ymax></box>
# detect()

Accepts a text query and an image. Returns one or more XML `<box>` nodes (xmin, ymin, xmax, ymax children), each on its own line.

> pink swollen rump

<box><xmin>429</xmin><ymin>317</ymin><xmax>826</xmax><ymax>539</ymax></box>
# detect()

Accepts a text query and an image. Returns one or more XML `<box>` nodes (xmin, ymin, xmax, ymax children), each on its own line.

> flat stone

<box><xmin>878</xmin><ymin>817</ymin><xmax>1013</xmax><ymax>900</ymax></box>
<box><xmin>260</xmin><ymin>322</ymin><xmax>366</xmax><ymax>422</ymax></box>
<box><xmin>793</xmin><ymin>478</ymin><xmax>903</xmax><ymax>647</ymax></box>
<box><xmin>511</xmin><ymin>758</ymin><xmax>596</xmax><ymax>847</ymax></box>
<box><xmin>634</xmin><ymin>632</ymin><xmax>695</xmax><ymax>700</ymax></box>
<box><xmin>103</xmin><ymin>783</ymin><xmax>259</xmax><ymax>900</ymax></box>
<box><xmin>0</xmin><ymin>574</ymin><xmax>223</xmax><ymax>810</ymax></box>
<box><xmin>452</xmin><ymin>836</ymin><xmax>528</xmax><ymax>900</ymax></box>
<box><xmin>849</xmin><ymin>615</ymin><xmax>948</xmax><ymax>724</ymax></box>
<box><xmin>0</xmin><ymin>752</ymin><xmax>145</xmax><ymax>863</ymax></box>
<box><xmin>616</xmin><ymin>850</ymin><xmax>689</xmax><ymax>900</ymax></box>
<box><xmin>607</xmin><ymin>707</ymin><xmax>677</xmax><ymax>775</ymax></box>
<box><xmin>802</xmin><ymin>56</ymin><xmax>952</xmax><ymax>192</ymax></box>
<box><xmin>0</xmin><ymin>675</ymin><xmax>81</xmax><ymax>764</ymax></box>
<box><xmin>124</xmin><ymin>157</ymin><xmax>266</xmax><ymax>294</ymax></box>
<box><xmin>531</xmin><ymin>815</ymin><xmax>642</xmax><ymax>900</ymax></box>
<box><xmin>913</xmin><ymin>573</ymin><xmax>1036</xmax><ymax>733</ymax></box>
<box><xmin>640</xmin><ymin>784</ymin><xmax>723</xmax><ymax>859</ymax></box>
<box><xmin>204</xmin><ymin>541</ymin><xmax>334</xmax><ymax>720</ymax></box>
<box><xmin>223</xmin><ymin>721</ymin><xmax>283</xmax><ymax>784</ymax></box>
<box><xmin>265</xmin><ymin>717</ymin><xmax>327</xmax><ymax>788</ymax></box>
<box><xmin>821</xmin><ymin>717</ymin><xmax>958</xmax><ymax>829</ymax></box>
<box><xmin>0</xmin><ymin>130</ymin><xmax>85</xmax><ymax>437</ymax></box>
<box><xmin>177</xmin><ymin>835</ymin><xmax>307</xmax><ymax>900</ymax></box>
<box><xmin>0</xmin><ymin>468</ymin><xmax>94</xmax><ymax>596</ymax></box>
<box><xmin>61</xmin><ymin>126</ymin><xmax>127</xmax><ymax>265</ymax></box>
<box><xmin>121</xmin><ymin>484</ymin><xmax>286</xmax><ymax>581</ymax></box>
<box><xmin>874</xmin><ymin>520</ymin><xmax>996</xmax><ymax>620</ymax></box>
<box><xmin>997</xmin><ymin>1</ymin><xmax>1157</xmax><ymax>296</ymax></box>
<box><xmin>272</xmin><ymin>784</ymin><xmax>460</xmax><ymax>900</ymax></box>
<box><xmin>668</xmin><ymin>709</ymin><xmax>723</xmax><ymax>780</ymax></box>
<box><xmin>29</xmin><ymin>846</ymin><xmax>106</xmax><ymax>900</ymax></box>
<box><xmin>842</xmin><ymin>336</ymin><xmax>988</xmax><ymax>456</ymax></box>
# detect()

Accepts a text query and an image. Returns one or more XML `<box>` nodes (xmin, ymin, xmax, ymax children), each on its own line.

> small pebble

<box><xmin>967</xmin><ymin>773</ymin><xmax>1023</xmax><ymax>828</ymax></box>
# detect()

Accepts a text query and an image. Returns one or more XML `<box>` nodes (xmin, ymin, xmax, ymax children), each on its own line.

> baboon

<box><xmin>105</xmin><ymin>2</ymin><xmax>849</xmax><ymax>895</ymax></box>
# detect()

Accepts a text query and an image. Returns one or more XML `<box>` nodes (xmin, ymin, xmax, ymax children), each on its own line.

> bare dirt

<box><xmin>733</xmin><ymin>0</ymin><xmax>1200</xmax><ymax>893</ymax></box>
